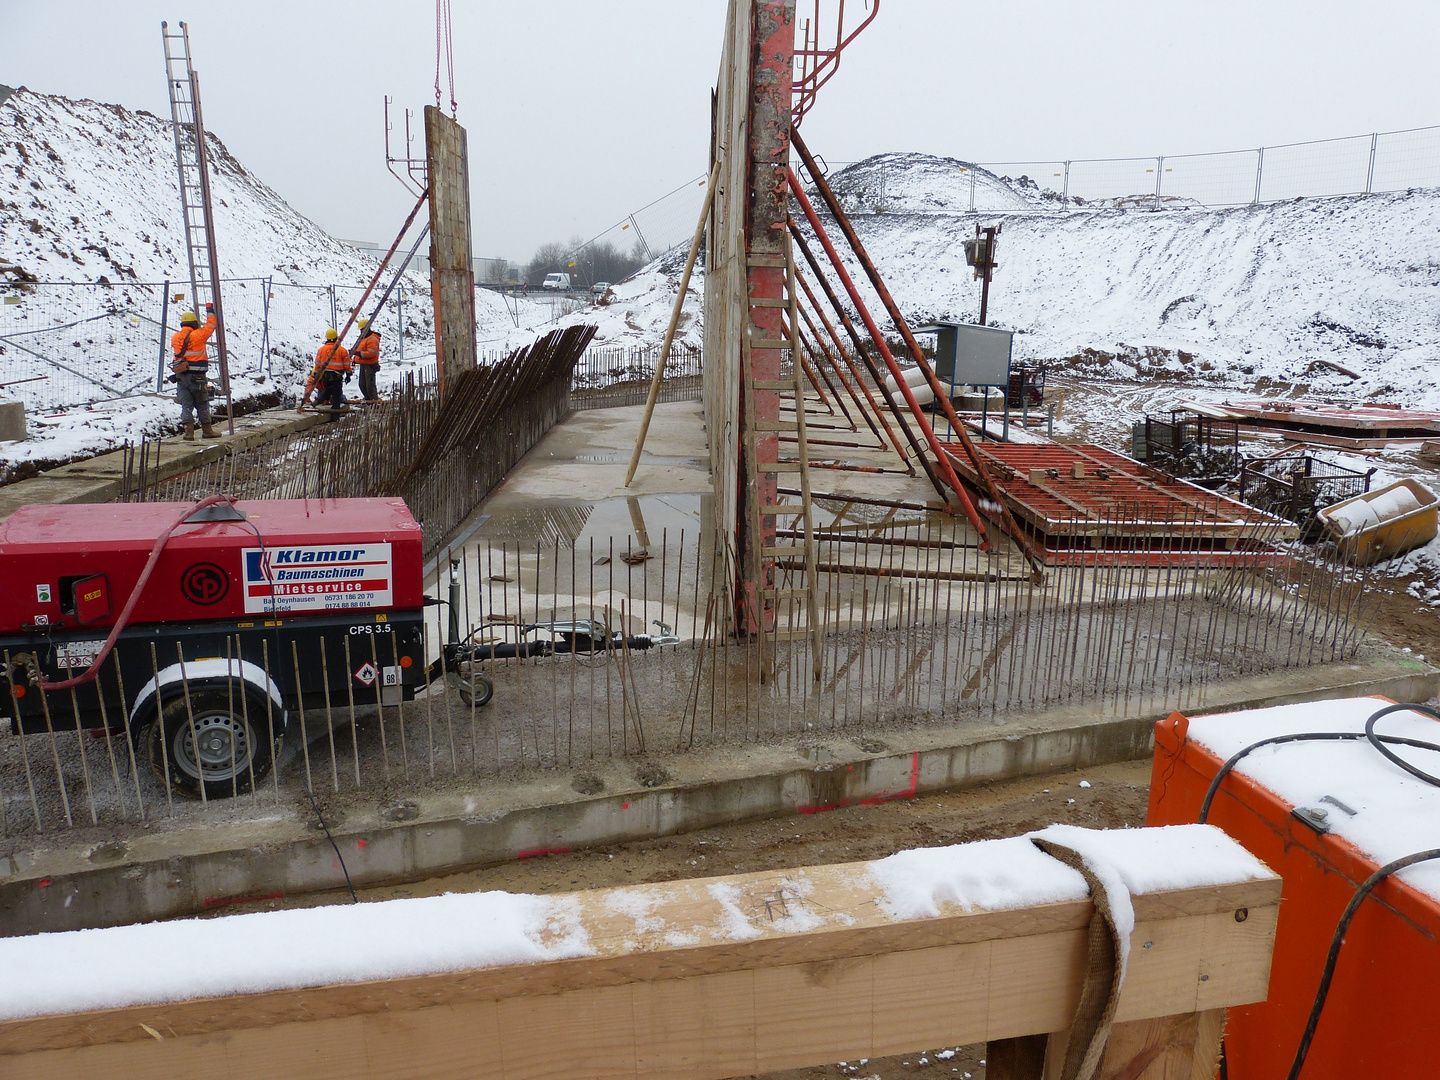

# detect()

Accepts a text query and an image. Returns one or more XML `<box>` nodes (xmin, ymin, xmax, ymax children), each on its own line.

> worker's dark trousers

<box><xmin>176</xmin><ymin>369</ymin><xmax>211</xmax><ymax>427</ymax></box>
<box><xmin>357</xmin><ymin>363</ymin><xmax>379</xmax><ymax>402</ymax></box>
<box><xmin>317</xmin><ymin>370</ymin><xmax>346</xmax><ymax>409</ymax></box>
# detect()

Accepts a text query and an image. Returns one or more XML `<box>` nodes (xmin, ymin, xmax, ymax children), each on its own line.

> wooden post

<box><xmin>624</xmin><ymin>160</ymin><xmax>721</xmax><ymax>487</ymax></box>
<box><xmin>425</xmin><ymin>106</ymin><xmax>477</xmax><ymax>390</ymax></box>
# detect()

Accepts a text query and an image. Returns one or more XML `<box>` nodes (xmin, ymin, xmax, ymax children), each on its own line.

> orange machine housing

<box><xmin>1146</xmin><ymin>706</ymin><xmax>1440</xmax><ymax>1079</ymax></box>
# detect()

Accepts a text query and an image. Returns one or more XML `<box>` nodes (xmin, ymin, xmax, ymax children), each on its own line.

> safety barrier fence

<box><xmin>570</xmin><ymin>344</ymin><xmax>704</xmax><ymax>410</ymax></box>
<box><xmin>0</xmin><ymin>277</ymin><xmax>438</xmax><ymax>416</ymax></box>
<box><xmin>0</xmin><ymin>502</ymin><xmax>1389</xmax><ymax>842</ymax></box>
<box><xmin>823</xmin><ymin>123</ymin><xmax>1440</xmax><ymax>213</ymax></box>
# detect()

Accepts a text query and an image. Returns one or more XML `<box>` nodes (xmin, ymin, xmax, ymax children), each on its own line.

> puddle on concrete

<box><xmin>478</xmin><ymin>493</ymin><xmax>708</xmax><ymax>546</ymax></box>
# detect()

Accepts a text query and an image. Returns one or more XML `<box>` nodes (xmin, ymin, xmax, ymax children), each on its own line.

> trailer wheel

<box><xmin>456</xmin><ymin>672</ymin><xmax>493</xmax><ymax>708</ymax></box>
<box><xmin>147</xmin><ymin>686</ymin><xmax>273</xmax><ymax>800</ymax></box>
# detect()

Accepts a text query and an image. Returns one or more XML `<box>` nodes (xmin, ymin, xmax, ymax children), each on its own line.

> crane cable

<box><xmin>435</xmin><ymin>0</ymin><xmax>457</xmax><ymax>118</ymax></box>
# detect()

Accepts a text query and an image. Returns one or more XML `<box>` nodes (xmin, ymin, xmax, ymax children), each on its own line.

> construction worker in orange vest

<box><xmin>352</xmin><ymin>317</ymin><xmax>382</xmax><ymax>402</ymax></box>
<box><xmin>170</xmin><ymin>303</ymin><xmax>219</xmax><ymax>441</ymax></box>
<box><xmin>300</xmin><ymin>328</ymin><xmax>351</xmax><ymax>412</ymax></box>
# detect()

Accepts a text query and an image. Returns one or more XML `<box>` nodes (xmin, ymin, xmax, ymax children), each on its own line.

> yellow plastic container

<box><xmin>1317</xmin><ymin>477</ymin><xmax>1439</xmax><ymax>565</ymax></box>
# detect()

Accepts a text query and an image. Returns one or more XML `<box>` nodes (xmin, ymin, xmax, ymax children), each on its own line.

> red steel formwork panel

<box><xmin>1147</xmin><ymin>701</ymin><xmax>1440</xmax><ymax>1080</ymax></box>
<box><xmin>941</xmin><ymin>442</ymin><xmax>1297</xmax><ymax>565</ymax></box>
<box><xmin>735</xmin><ymin>0</ymin><xmax>796</xmax><ymax>632</ymax></box>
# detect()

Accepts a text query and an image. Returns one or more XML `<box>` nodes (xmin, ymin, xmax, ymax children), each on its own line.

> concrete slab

<box><xmin>0</xmin><ymin>409</ymin><xmax>327</xmax><ymax>521</ymax></box>
<box><xmin>2</xmin><ymin>652</ymin><xmax>1431</xmax><ymax>936</ymax></box>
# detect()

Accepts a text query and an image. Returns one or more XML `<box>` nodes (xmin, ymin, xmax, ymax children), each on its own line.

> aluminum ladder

<box><xmin>161</xmin><ymin>20</ymin><xmax>234</xmax><ymax>433</ymax></box>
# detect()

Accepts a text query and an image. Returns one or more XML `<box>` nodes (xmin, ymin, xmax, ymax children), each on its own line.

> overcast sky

<box><xmin>6</xmin><ymin>1</ymin><xmax>1439</xmax><ymax>263</ymax></box>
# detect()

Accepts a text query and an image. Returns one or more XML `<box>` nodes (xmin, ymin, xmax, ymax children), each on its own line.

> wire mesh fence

<box><xmin>823</xmin><ymin>122</ymin><xmax>1440</xmax><ymax>212</ymax></box>
<box><xmin>570</xmin><ymin>345</ymin><xmax>703</xmax><ymax>410</ymax></box>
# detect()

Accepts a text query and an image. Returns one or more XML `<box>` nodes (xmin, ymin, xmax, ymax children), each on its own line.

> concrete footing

<box><xmin>1</xmin><ymin>654</ymin><xmax>1434</xmax><ymax>936</ymax></box>
<box><xmin>0</xmin><ymin>401</ymin><xmax>25</xmax><ymax>443</ymax></box>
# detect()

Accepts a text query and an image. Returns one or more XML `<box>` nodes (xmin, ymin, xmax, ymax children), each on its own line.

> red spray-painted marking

<box><xmin>798</xmin><ymin>752</ymin><xmax>920</xmax><ymax>814</ymax></box>
<box><xmin>517</xmin><ymin>847</ymin><xmax>573</xmax><ymax>860</ymax></box>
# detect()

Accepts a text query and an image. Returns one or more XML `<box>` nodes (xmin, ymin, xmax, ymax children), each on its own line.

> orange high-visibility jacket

<box><xmin>312</xmin><ymin>341</ymin><xmax>352</xmax><ymax>374</ymax></box>
<box><xmin>170</xmin><ymin>313</ymin><xmax>218</xmax><ymax>367</ymax></box>
<box><xmin>353</xmin><ymin>331</ymin><xmax>380</xmax><ymax>365</ymax></box>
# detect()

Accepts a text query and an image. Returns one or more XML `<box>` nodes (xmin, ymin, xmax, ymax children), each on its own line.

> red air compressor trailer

<box><xmin>0</xmin><ymin>498</ymin><xmax>428</xmax><ymax>799</ymax></box>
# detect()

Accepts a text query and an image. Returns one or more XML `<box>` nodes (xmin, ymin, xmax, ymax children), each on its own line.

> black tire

<box><xmin>146</xmin><ymin>684</ymin><xmax>274</xmax><ymax>800</ymax></box>
<box><xmin>455</xmin><ymin>671</ymin><xmax>494</xmax><ymax>708</ymax></box>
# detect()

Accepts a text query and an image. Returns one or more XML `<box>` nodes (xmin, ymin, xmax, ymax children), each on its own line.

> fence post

<box><xmin>259</xmin><ymin>276</ymin><xmax>271</xmax><ymax>375</ymax></box>
<box><xmin>1366</xmin><ymin>132</ymin><xmax>1378</xmax><ymax>194</ymax></box>
<box><xmin>969</xmin><ymin>166</ymin><xmax>977</xmax><ymax>211</ymax></box>
<box><xmin>1253</xmin><ymin>147</ymin><xmax>1264</xmax><ymax>205</ymax></box>
<box><xmin>398</xmin><ymin>287</ymin><xmax>405</xmax><ymax>364</ymax></box>
<box><xmin>328</xmin><ymin>285</ymin><xmax>337</xmax><ymax>330</ymax></box>
<box><xmin>1062</xmin><ymin>160</ymin><xmax>1070</xmax><ymax>201</ymax></box>
<box><xmin>1154</xmin><ymin>155</ymin><xmax>1164</xmax><ymax>210</ymax></box>
<box><xmin>156</xmin><ymin>280</ymin><xmax>170</xmax><ymax>393</ymax></box>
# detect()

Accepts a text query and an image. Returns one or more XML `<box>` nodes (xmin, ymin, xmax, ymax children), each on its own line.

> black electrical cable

<box><xmin>1285</xmin><ymin>847</ymin><xmax>1440</xmax><ymax>1079</ymax></box>
<box><xmin>231</xmin><ymin>504</ymin><xmax>357</xmax><ymax>904</ymax></box>
<box><xmin>303</xmin><ymin>785</ymin><xmax>358</xmax><ymax>904</ymax></box>
<box><xmin>1192</xmin><ymin>702</ymin><xmax>1440</xmax><ymax>1078</ymax></box>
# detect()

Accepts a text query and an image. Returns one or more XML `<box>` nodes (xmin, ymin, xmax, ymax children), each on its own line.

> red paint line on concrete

<box><xmin>517</xmin><ymin>847</ymin><xmax>573</xmax><ymax>860</ymax></box>
<box><xmin>799</xmin><ymin>752</ymin><xmax>921</xmax><ymax>813</ymax></box>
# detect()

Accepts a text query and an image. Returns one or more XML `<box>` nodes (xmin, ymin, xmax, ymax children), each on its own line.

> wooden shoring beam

<box><xmin>0</xmin><ymin>833</ymin><xmax>1280</xmax><ymax>1080</ymax></box>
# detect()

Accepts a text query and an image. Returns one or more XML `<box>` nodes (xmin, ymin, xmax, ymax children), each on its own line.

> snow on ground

<box><xmin>0</xmin><ymin>87</ymin><xmax>556</xmax><ymax>472</ymax></box>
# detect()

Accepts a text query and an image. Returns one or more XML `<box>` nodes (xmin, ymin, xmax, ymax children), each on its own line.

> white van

<box><xmin>542</xmin><ymin>273</ymin><xmax>571</xmax><ymax>291</ymax></box>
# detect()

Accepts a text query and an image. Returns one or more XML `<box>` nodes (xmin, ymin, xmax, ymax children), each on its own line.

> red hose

<box><xmin>39</xmin><ymin>494</ymin><xmax>236</xmax><ymax>691</ymax></box>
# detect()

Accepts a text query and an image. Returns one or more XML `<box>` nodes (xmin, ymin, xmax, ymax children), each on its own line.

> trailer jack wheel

<box><xmin>147</xmin><ymin>687</ymin><xmax>273</xmax><ymax>800</ymax></box>
<box><xmin>454</xmin><ymin>672</ymin><xmax>493</xmax><ymax>708</ymax></box>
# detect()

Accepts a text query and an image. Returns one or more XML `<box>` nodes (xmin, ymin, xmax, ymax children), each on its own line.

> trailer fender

<box><xmin>129</xmin><ymin>659</ymin><xmax>287</xmax><ymax>737</ymax></box>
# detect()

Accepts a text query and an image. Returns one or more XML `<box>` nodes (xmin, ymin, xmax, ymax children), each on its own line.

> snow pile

<box><xmin>811</xmin><ymin>163</ymin><xmax>1440</xmax><ymax>405</ymax></box>
<box><xmin>0</xmin><ymin>86</ymin><xmax>554</xmax><ymax>468</ymax></box>
<box><xmin>516</xmin><ymin>242</ymin><xmax>703</xmax><ymax>355</ymax></box>
<box><xmin>824</xmin><ymin>153</ymin><xmax>1058</xmax><ymax>215</ymax></box>
<box><xmin>575</xmin><ymin>152</ymin><xmax>1440</xmax><ymax>412</ymax></box>
<box><xmin>1188</xmin><ymin>697</ymin><xmax>1440</xmax><ymax>900</ymax></box>
<box><xmin>0</xmin><ymin>889</ymin><xmax>591</xmax><ymax>1021</ymax></box>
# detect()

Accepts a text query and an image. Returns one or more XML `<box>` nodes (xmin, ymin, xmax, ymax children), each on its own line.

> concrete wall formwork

<box><xmin>425</xmin><ymin>105</ymin><xmax>478</xmax><ymax>386</ymax></box>
<box><xmin>703</xmin><ymin>0</ymin><xmax>797</xmax><ymax>632</ymax></box>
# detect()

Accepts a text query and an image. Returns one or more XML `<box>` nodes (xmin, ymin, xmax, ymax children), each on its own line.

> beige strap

<box><xmin>1032</xmin><ymin>838</ymin><xmax>1127</xmax><ymax>1080</ymax></box>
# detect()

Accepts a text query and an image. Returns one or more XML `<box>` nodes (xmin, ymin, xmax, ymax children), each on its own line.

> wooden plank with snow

<box><xmin>0</xmin><ymin>826</ymin><xmax>1278</xmax><ymax>1080</ymax></box>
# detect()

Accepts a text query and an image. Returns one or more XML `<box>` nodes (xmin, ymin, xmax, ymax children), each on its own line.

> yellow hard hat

<box><xmin>180</xmin><ymin>311</ymin><xmax>198</xmax><ymax>325</ymax></box>
<box><xmin>357</xmin><ymin>318</ymin><xmax>370</xmax><ymax>330</ymax></box>
<box><xmin>325</xmin><ymin>328</ymin><xmax>338</xmax><ymax>341</ymax></box>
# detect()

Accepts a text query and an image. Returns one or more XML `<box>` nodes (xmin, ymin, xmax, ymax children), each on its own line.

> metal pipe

<box><xmin>784</xmin><ymin>167</ymin><xmax>982</xmax><ymax>527</ymax></box>
<box><xmin>790</xmin><ymin>130</ymin><xmax>1046</xmax><ymax>578</ymax></box>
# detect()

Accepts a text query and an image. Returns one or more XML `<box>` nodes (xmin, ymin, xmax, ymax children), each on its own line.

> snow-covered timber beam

<box><xmin>0</xmin><ymin>828</ymin><xmax>1279</xmax><ymax>1080</ymax></box>
<box><xmin>425</xmin><ymin>105</ymin><xmax>477</xmax><ymax>386</ymax></box>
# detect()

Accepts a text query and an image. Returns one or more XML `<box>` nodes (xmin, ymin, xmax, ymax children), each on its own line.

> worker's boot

<box><xmin>182</xmin><ymin>420</ymin><xmax>195</xmax><ymax>442</ymax></box>
<box><xmin>201</xmin><ymin>423</ymin><xmax>219</xmax><ymax>439</ymax></box>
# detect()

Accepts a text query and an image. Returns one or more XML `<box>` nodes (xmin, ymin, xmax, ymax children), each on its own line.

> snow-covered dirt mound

<box><xmin>571</xmin><ymin>153</ymin><xmax>1440</xmax><ymax>410</ymax></box>
<box><xmin>825</xmin><ymin>153</ymin><xmax>1062</xmax><ymax>215</ymax></box>
<box><xmin>0</xmin><ymin>87</ymin><xmax>554</xmax><ymax>472</ymax></box>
